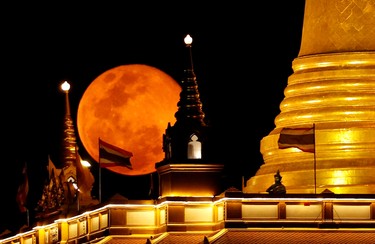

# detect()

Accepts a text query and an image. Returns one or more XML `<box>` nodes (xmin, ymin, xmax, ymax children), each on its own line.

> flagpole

<box><xmin>75</xmin><ymin>145</ymin><xmax>80</xmax><ymax>213</ymax></box>
<box><xmin>313</xmin><ymin>123</ymin><xmax>317</xmax><ymax>194</ymax></box>
<box><xmin>99</xmin><ymin>138</ymin><xmax>102</xmax><ymax>204</ymax></box>
<box><xmin>26</xmin><ymin>209</ymin><xmax>30</xmax><ymax>227</ymax></box>
<box><xmin>99</xmin><ymin>165</ymin><xmax>102</xmax><ymax>204</ymax></box>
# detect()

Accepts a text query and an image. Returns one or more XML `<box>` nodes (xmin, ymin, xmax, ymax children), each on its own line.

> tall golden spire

<box><xmin>245</xmin><ymin>0</ymin><xmax>375</xmax><ymax>194</ymax></box>
<box><xmin>61</xmin><ymin>81</ymin><xmax>78</xmax><ymax>180</ymax></box>
<box><xmin>61</xmin><ymin>81</ymin><xmax>97</xmax><ymax>212</ymax></box>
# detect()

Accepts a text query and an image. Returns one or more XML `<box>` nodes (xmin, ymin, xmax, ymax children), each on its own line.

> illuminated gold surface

<box><xmin>245</xmin><ymin>1</ymin><xmax>375</xmax><ymax>194</ymax></box>
<box><xmin>157</xmin><ymin>164</ymin><xmax>224</xmax><ymax>197</ymax></box>
<box><xmin>299</xmin><ymin>0</ymin><xmax>375</xmax><ymax>56</ymax></box>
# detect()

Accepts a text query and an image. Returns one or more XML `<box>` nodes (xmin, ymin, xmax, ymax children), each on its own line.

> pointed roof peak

<box><xmin>184</xmin><ymin>34</ymin><xmax>194</xmax><ymax>72</ymax></box>
<box><xmin>174</xmin><ymin>35</ymin><xmax>206</xmax><ymax>126</ymax></box>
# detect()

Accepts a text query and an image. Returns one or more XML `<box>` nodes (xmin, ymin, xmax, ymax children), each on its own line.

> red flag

<box><xmin>16</xmin><ymin>162</ymin><xmax>29</xmax><ymax>213</ymax></box>
<box><xmin>278</xmin><ymin>126</ymin><xmax>315</xmax><ymax>153</ymax></box>
<box><xmin>99</xmin><ymin>138</ymin><xmax>133</xmax><ymax>169</ymax></box>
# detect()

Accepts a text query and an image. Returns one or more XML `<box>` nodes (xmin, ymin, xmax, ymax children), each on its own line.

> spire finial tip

<box><xmin>184</xmin><ymin>34</ymin><xmax>192</xmax><ymax>46</ymax></box>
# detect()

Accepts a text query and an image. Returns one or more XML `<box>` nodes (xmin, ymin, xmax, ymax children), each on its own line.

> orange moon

<box><xmin>77</xmin><ymin>64</ymin><xmax>181</xmax><ymax>176</ymax></box>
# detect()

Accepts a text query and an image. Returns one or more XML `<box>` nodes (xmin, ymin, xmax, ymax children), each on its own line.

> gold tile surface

<box><xmin>246</xmin><ymin>1</ymin><xmax>375</xmax><ymax>194</ymax></box>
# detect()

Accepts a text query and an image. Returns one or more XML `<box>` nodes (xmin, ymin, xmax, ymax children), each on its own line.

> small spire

<box><xmin>60</xmin><ymin>80</ymin><xmax>78</xmax><ymax>166</ymax></box>
<box><xmin>184</xmin><ymin>34</ymin><xmax>194</xmax><ymax>72</ymax></box>
<box><xmin>174</xmin><ymin>34</ymin><xmax>205</xmax><ymax>126</ymax></box>
<box><xmin>61</xmin><ymin>81</ymin><xmax>71</xmax><ymax>116</ymax></box>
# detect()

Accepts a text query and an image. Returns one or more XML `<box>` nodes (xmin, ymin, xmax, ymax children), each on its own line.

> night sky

<box><xmin>1</xmin><ymin>2</ymin><xmax>306</xmax><ymax>233</ymax></box>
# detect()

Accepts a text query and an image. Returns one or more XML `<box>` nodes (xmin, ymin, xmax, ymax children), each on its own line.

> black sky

<box><xmin>1</xmin><ymin>2</ymin><xmax>306</xmax><ymax>232</ymax></box>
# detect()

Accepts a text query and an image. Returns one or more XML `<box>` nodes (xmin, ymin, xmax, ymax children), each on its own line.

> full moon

<box><xmin>77</xmin><ymin>64</ymin><xmax>181</xmax><ymax>176</ymax></box>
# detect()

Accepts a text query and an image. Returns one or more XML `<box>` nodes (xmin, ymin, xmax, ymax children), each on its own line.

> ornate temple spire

<box><xmin>61</xmin><ymin>81</ymin><xmax>78</xmax><ymax>168</ymax></box>
<box><xmin>157</xmin><ymin>34</ymin><xmax>212</xmax><ymax>163</ymax></box>
<box><xmin>61</xmin><ymin>81</ymin><xmax>96</xmax><ymax>210</ymax></box>
<box><xmin>155</xmin><ymin>35</ymin><xmax>224</xmax><ymax>198</ymax></box>
<box><xmin>174</xmin><ymin>34</ymin><xmax>206</xmax><ymax>127</ymax></box>
<box><xmin>36</xmin><ymin>81</ymin><xmax>97</xmax><ymax>219</ymax></box>
<box><xmin>35</xmin><ymin>81</ymin><xmax>79</xmax><ymax>218</ymax></box>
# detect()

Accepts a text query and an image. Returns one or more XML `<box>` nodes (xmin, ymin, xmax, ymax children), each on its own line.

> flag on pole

<box><xmin>16</xmin><ymin>162</ymin><xmax>29</xmax><ymax>213</ymax></box>
<box><xmin>99</xmin><ymin>138</ymin><xmax>133</xmax><ymax>169</ymax></box>
<box><xmin>278</xmin><ymin>126</ymin><xmax>315</xmax><ymax>153</ymax></box>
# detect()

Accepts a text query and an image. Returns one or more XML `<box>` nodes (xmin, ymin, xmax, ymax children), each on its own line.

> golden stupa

<box><xmin>244</xmin><ymin>0</ymin><xmax>375</xmax><ymax>194</ymax></box>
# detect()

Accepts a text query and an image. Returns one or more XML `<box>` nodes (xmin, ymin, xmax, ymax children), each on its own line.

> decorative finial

<box><xmin>61</xmin><ymin>81</ymin><xmax>70</xmax><ymax>93</ymax></box>
<box><xmin>61</xmin><ymin>81</ymin><xmax>71</xmax><ymax>116</ymax></box>
<box><xmin>184</xmin><ymin>34</ymin><xmax>194</xmax><ymax>71</ymax></box>
<box><xmin>184</xmin><ymin>34</ymin><xmax>193</xmax><ymax>46</ymax></box>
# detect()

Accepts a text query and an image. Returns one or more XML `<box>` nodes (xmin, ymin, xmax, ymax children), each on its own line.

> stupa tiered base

<box><xmin>245</xmin><ymin>52</ymin><xmax>375</xmax><ymax>194</ymax></box>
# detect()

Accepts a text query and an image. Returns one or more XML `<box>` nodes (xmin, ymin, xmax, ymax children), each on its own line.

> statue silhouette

<box><xmin>266</xmin><ymin>170</ymin><xmax>286</xmax><ymax>195</ymax></box>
